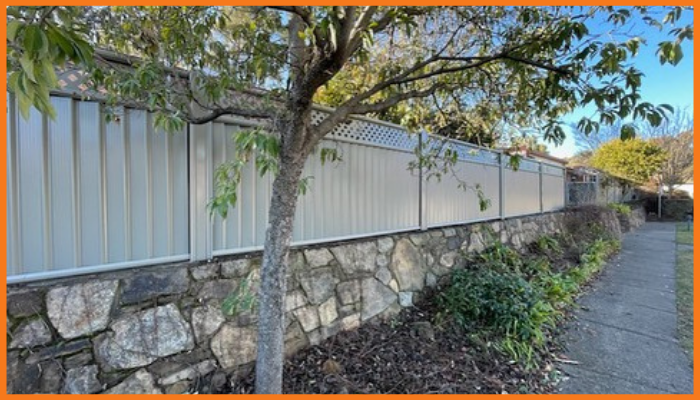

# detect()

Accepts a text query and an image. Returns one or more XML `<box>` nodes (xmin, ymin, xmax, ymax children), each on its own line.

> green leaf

<box><xmin>624</xmin><ymin>37</ymin><xmax>640</xmax><ymax>57</ymax></box>
<box><xmin>40</xmin><ymin>59</ymin><xmax>58</xmax><ymax>86</ymax></box>
<box><xmin>23</xmin><ymin>25</ymin><xmax>48</xmax><ymax>56</ymax></box>
<box><xmin>19</xmin><ymin>54</ymin><xmax>37</xmax><ymax>83</ymax></box>
<box><xmin>657</xmin><ymin>41</ymin><xmax>684</xmax><ymax>66</ymax></box>
<box><xmin>7</xmin><ymin>71</ymin><xmax>21</xmax><ymax>93</ymax></box>
<box><xmin>620</xmin><ymin>124</ymin><xmax>636</xmax><ymax>140</ymax></box>
<box><xmin>47</xmin><ymin>25</ymin><xmax>76</xmax><ymax>59</ymax></box>
<box><xmin>508</xmin><ymin>154</ymin><xmax>521</xmax><ymax>171</ymax></box>
<box><xmin>658</xmin><ymin>104</ymin><xmax>674</xmax><ymax>114</ymax></box>
<box><xmin>320</xmin><ymin>147</ymin><xmax>342</xmax><ymax>165</ymax></box>
<box><xmin>16</xmin><ymin>91</ymin><xmax>32</xmax><ymax>120</ymax></box>
<box><xmin>7</xmin><ymin>20</ymin><xmax>22</xmax><ymax>42</ymax></box>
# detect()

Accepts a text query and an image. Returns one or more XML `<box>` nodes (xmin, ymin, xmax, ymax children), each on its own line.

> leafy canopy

<box><xmin>590</xmin><ymin>138</ymin><xmax>666</xmax><ymax>183</ymax></box>
<box><xmin>7</xmin><ymin>6</ymin><xmax>692</xmax><ymax>139</ymax></box>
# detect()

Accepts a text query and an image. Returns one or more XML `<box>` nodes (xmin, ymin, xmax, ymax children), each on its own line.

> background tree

<box><xmin>572</xmin><ymin>105</ymin><xmax>693</xmax><ymax>152</ymax></box>
<box><xmin>643</xmin><ymin>106</ymin><xmax>693</xmax><ymax>195</ymax></box>
<box><xmin>641</xmin><ymin>105</ymin><xmax>693</xmax><ymax>138</ymax></box>
<box><xmin>590</xmin><ymin>138</ymin><xmax>666</xmax><ymax>184</ymax></box>
<box><xmin>572</xmin><ymin>105</ymin><xmax>693</xmax><ymax>191</ymax></box>
<box><xmin>572</xmin><ymin>120</ymin><xmax>624</xmax><ymax>151</ymax></box>
<box><xmin>567</xmin><ymin>150</ymin><xmax>594</xmax><ymax>167</ymax></box>
<box><xmin>6</xmin><ymin>6</ymin><xmax>693</xmax><ymax>393</ymax></box>
<box><xmin>652</xmin><ymin>130</ymin><xmax>694</xmax><ymax>195</ymax></box>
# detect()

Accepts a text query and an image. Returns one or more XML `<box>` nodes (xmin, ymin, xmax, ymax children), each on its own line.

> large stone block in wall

<box><xmin>62</xmin><ymin>365</ymin><xmax>102</xmax><ymax>394</ymax></box>
<box><xmin>7</xmin><ymin>290</ymin><xmax>44</xmax><ymax>318</ymax></box>
<box><xmin>330</xmin><ymin>241</ymin><xmax>378</xmax><ymax>277</ymax></box>
<box><xmin>221</xmin><ymin>258</ymin><xmax>252</xmax><ymax>278</ymax></box>
<box><xmin>95</xmin><ymin>304</ymin><xmax>194</xmax><ymax>370</ymax></box>
<box><xmin>304</xmin><ymin>248</ymin><xmax>335</xmax><ymax>268</ymax></box>
<box><xmin>103</xmin><ymin>369</ymin><xmax>162</xmax><ymax>394</ymax></box>
<box><xmin>361</xmin><ymin>278</ymin><xmax>396</xmax><ymax>321</ymax></box>
<box><xmin>191</xmin><ymin>305</ymin><xmax>225</xmax><ymax>344</ymax></box>
<box><xmin>9</xmin><ymin>318</ymin><xmax>52</xmax><ymax>349</ymax></box>
<box><xmin>389</xmin><ymin>239</ymin><xmax>425</xmax><ymax>292</ymax></box>
<box><xmin>120</xmin><ymin>268</ymin><xmax>189</xmax><ymax>305</ymax></box>
<box><xmin>318</xmin><ymin>297</ymin><xmax>338</xmax><ymax>326</ymax></box>
<box><xmin>210</xmin><ymin>324</ymin><xmax>257</xmax><ymax>369</ymax></box>
<box><xmin>299</xmin><ymin>267</ymin><xmax>338</xmax><ymax>305</ymax></box>
<box><xmin>336</xmin><ymin>279</ymin><xmax>361</xmax><ymax>305</ymax></box>
<box><xmin>47</xmin><ymin>280</ymin><xmax>118</xmax><ymax>339</ymax></box>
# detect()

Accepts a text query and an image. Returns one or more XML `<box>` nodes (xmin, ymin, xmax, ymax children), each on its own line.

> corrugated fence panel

<box><xmin>48</xmin><ymin>98</ymin><xmax>77</xmax><ymax>269</ymax></box>
<box><xmin>16</xmin><ymin>101</ymin><xmax>48</xmax><ymax>272</ymax></box>
<box><xmin>209</xmin><ymin>128</ymin><xmax>421</xmax><ymax>255</ymax></box>
<box><xmin>294</xmin><ymin>140</ymin><xmax>420</xmax><ymax>243</ymax></box>
<box><xmin>76</xmin><ymin>101</ymin><xmax>104</xmax><ymax>266</ymax></box>
<box><xmin>542</xmin><ymin>166</ymin><xmax>565</xmax><ymax>212</ymax></box>
<box><xmin>504</xmin><ymin>169</ymin><xmax>541</xmax><ymax>217</ymax></box>
<box><xmin>7</xmin><ymin>95</ymin><xmax>190</xmax><ymax>281</ymax></box>
<box><xmin>424</xmin><ymin>161</ymin><xmax>501</xmax><ymax>227</ymax></box>
<box><xmin>9</xmin><ymin>95</ymin><xmax>567</xmax><ymax>281</ymax></box>
<box><xmin>210</xmin><ymin>122</ymin><xmax>273</xmax><ymax>253</ymax></box>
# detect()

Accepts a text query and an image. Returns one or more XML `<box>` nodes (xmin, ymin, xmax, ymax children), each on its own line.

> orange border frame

<box><xmin>0</xmin><ymin>2</ymin><xmax>697</xmax><ymax>398</ymax></box>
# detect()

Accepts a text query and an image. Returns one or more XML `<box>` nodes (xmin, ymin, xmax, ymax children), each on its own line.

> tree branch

<box><xmin>502</xmin><ymin>54</ymin><xmax>572</xmax><ymax>76</ymax></box>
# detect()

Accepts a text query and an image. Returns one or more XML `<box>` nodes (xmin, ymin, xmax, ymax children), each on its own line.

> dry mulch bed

<box><xmin>229</xmin><ymin>291</ymin><xmax>561</xmax><ymax>394</ymax></box>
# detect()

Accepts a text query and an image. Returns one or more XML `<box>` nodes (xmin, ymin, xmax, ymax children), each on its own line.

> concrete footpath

<box><xmin>557</xmin><ymin>222</ymin><xmax>694</xmax><ymax>394</ymax></box>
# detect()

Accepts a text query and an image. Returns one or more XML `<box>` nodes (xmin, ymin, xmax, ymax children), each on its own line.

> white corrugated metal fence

<box><xmin>6</xmin><ymin>94</ymin><xmax>566</xmax><ymax>283</ymax></box>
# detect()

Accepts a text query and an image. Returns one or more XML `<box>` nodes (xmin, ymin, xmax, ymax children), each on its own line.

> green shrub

<box><xmin>437</xmin><ymin>236</ymin><xmax>620</xmax><ymax>369</ymax></box>
<box><xmin>533</xmin><ymin>235</ymin><xmax>563</xmax><ymax>256</ymax></box>
<box><xmin>535</xmin><ymin>272</ymin><xmax>578</xmax><ymax>307</ymax></box>
<box><xmin>567</xmin><ymin>239</ymin><xmax>620</xmax><ymax>285</ymax></box>
<box><xmin>477</xmin><ymin>240</ymin><xmax>522</xmax><ymax>270</ymax></box>
<box><xmin>608</xmin><ymin>202</ymin><xmax>632</xmax><ymax>216</ymax></box>
<box><xmin>437</xmin><ymin>267</ymin><xmax>559</xmax><ymax>368</ymax></box>
<box><xmin>439</xmin><ymin>268</ymin><xmax>555</xmax><ymax>335</ymax></box>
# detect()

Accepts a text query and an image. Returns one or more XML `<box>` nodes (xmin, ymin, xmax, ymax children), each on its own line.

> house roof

<box><xmin>499</xmin><ymin>145</ymin><xmax>568</xmax><ymax>166</ymax></box>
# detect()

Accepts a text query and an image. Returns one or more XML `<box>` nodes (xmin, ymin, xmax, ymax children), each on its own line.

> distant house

<box><xmin>671</xmin><ymin>182</ymin><xmax>694</xmax><ymax>198</ymax></box>
<box><xmin>499</xmin><ymin>145</ymin><xmax>568</xmax><ymax>168</ymax></box>
<box><xmin>566</xmin><ymin>166</ymin><xmax>599</xmax><ymax>183</ymax></box>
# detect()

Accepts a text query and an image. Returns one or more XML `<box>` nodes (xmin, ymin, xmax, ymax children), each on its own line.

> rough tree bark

<box><xmin>254</xmin><ymin>108</ymin><xmax>311</xmax><ymax>394</ymax></box>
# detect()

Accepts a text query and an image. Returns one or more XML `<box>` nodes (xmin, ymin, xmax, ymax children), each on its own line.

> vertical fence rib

<box><xmin>539</xmin><ymin>162</ymin><xmax>544</xmax><ymax>213</ymax></box>
<box><xmin>499</xmin><ymin>152</ymin><xmax>505</xmax><ymax>220</ymax></box>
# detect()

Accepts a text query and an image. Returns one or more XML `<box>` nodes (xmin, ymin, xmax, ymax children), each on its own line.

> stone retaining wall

<box><xmin>6</xmin><ymin>208</ymin><xmax>626</xmax><ymax>394</ymax></box>
<box><xmin>616</xmin><ymin>205</ymin><xmax>646</xmax><ymax>233</ymax></box>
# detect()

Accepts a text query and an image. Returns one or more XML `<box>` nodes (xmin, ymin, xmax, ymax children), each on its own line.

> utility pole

<box><xmin>657</xmin><ymin>174</ymin><xmax>663</xmax><ymax>220</ymax></box>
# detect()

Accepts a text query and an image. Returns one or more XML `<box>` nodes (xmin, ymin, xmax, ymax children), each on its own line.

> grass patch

<box><xmin>676</xmin><ymin>223</ymin><xmax>694</xmax><ymax>364</ymax></box>
<box><xmin>677</xmin><ymin>222</ymin><xmax>693</xmax><ymax>245</ymax></box>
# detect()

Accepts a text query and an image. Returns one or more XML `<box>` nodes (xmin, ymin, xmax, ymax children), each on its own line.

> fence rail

<box><xmin>6</xmin><ymin>94</ymin><xmax>566</xmax><ymax>283</ymax></box>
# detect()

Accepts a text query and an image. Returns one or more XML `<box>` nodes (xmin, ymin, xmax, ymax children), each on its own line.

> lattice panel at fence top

<box><xmin>311</xmin><ymin>110</ymin><xmax>419</xmax><ymax>151</ymax></box>
<box><xmin>422</xmin><ymin>135</ymin><xmax>500</xmax><ymax>165</ymax></box>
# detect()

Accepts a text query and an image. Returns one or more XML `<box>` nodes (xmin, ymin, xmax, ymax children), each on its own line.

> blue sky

<box><xmin>546</xmin><ymin>9</ymin><xmax>694</xmax><ymax>158</ymax></box>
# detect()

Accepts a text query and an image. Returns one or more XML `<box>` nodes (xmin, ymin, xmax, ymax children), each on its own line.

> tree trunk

<box><xmin>254</xmin><ymin>127</ymin><xmax>307</xmax><ymax>394</ymax></box>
